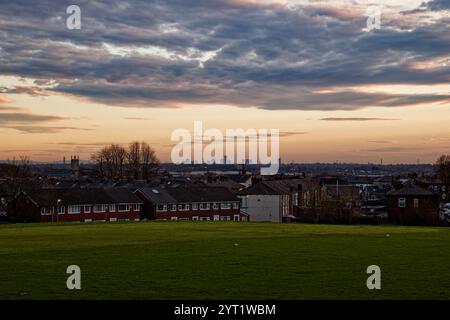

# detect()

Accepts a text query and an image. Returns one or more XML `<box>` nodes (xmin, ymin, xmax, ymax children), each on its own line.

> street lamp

<box><xmin>56</xmin><ymin>199</ymin><xmax>62</xmax><ymax>223</ymax></box>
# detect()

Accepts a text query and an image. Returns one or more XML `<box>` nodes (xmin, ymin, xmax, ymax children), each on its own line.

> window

<box><xmin>213</xmin><ymin>215</ymin><xmax>220</xmax><ymax>221</ymax></box>
<box><xmin>169</xmin><ymin>204</ymin><xmax>177</xmax><ymax>211</ymax></box>
<box><xmin>108</xmin><ymin>204</ymin><xmax>116</xmax><ymax>212</ymax></box>
<box><xmin>118</xmin><ymin>204</ymin><xmax>129</xmax><ymax>212</ymax></box>
<box><xmin>192</xmin><ymin>216</ymin><xmax>199</xmax><ymax>221</ymax></box>
<box><xmin>398</xmin><ymin>198</ymin><xmax>406</xmax><ymax>208</ymax></box>
<box><xmin>41</xmin><ymin>207</ymin><xmax>52</xmax><ymax>215</ymax></box>
<box><xmin>241</xmin><ymin>196</ymin><xmax>248</xmax><ymax>208</ymax></box>
<box><xmin>171</xmin><ymin>217</ymin><xmax>178</xmax><ymax>221</ymax></box>
<box><xmin>200</xmin><ymin>217</ymin><xmax>210</xmax><ymax>221</ymax></box>
<box><xmin>132</xmin><ymin>204</ymin><xmax>140</xmax><ymax>211</ymax></box>
<box><xmin>414</xmin><ymin>198</ymin><xmax>419</xmax><ymax>208</ymax></box>
<box><xmin>68</xmin><ymin>205</ymin><xmax>81</xmax><ymax>214</ymax></box>
<box><xmin>220</xmin><ymin>216</ymin><xmax>231</xmax><ymax>221</ymax></box>
<box><xmin>156</xmin><ymin>204</ymin><xmax>167</xmax><ymax>212</ymax></box>
<box><xmin>58</xmin><ymin>206</ymin><xmax>65</xmax><ymax>215</ymax></box>
<box><xmin>212</xmin><ymin>203</ymin><xmax>219</xmax><ymax>210</ymax></box>
<box><xmin>233</xmin><ymin>202</ymin><xmax>239</xmax><ymax>209</ymax></box>
<box><xmin>84</xmin><ymin>205</ymin><xmax>91</xmax><ymax>213</ymax></box>
<box><xmin>220</xmin><ymin>203</ymin><xmax>231</xmax><ymax>210</ymax></box>
<box><xmin>192</xmin><ymin>203</ymin><xmax>199</xmax><ymax>210</ymax></box>
<box><xmin>234</xmin><ymin>215</ymin><xmax>240</xmax><ymax>221</ymax></box>
<box><xmin>200</xmin><ymin>203</ymin><xmax>210</xmax><ymax>210</ymax></box>
<box><xmin>94</xmin><ymin>204</ymin><xmax>106</xmax><ymax>213</ymax></box>
<box><xmin>178</xmin><ymin>203</ymin><xmax>189</xmax><ymax>211</ymax></box>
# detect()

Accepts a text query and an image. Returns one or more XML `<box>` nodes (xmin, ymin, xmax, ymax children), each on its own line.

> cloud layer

<box><xmin>0</xmin><ymin>0</ymin><xmax>449</xmax><ymax>112</ymax></box>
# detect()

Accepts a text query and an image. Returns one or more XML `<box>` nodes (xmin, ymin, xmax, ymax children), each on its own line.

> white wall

<box><xmin>240</xmin><ymin>195</ymin><xmax>281</xmax><ymax>223</ymax></box>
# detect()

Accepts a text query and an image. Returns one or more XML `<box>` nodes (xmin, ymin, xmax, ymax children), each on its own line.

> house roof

<box><xmin>238</xmin><ymin>178</ymin><xmax>321</xmax><ymax>196</ymax></box>
<box><xmin>137</xmin><ymin>187</ymin><xmax>177</xmax><ymax>204</ymax></box>
<box><xmin>238</xmin><ymin>181</ymin><xmax>286</xmax><ymax>195</ymax></box>
<box><xmin>387</xmin><ymin>184</ymin><xmax>434</xmax><ymax>196</ymax></box>
<box><xmin>137</xmin><ymin>184</ymin><xmax>239</xmax><ymax>204</ymax></box>
<box><xmin>25</xmin><ymin>188</ymin><xmax>142</xmax><ymax>206</ymax></box>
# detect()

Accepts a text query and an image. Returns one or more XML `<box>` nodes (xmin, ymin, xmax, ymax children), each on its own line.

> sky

<box><xmin>0</xmin><ymin>0</ymin><xmax>450</xmax><ymax>164</ymax></box>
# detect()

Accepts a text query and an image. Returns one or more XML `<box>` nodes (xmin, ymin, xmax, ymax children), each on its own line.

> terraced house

<box><xmin>9</xmin><ymin>188</ymin><xmax>143</xmax><ymax>223</ymax></box>
<box><xmin>136</xmin><ymin>183</ymin><xmax>247</xmax><ymax>221</ymax></box>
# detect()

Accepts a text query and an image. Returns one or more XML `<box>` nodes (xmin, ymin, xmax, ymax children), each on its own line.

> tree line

<box><xmin>91</xmin><ymin>141</ymin><xmax>159</xmax><ymax>180</ymax></box>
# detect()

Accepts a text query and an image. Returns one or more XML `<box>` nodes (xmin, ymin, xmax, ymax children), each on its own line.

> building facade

<box><xmin>387</xmin><ymin>183</ymin><xmax>440</xmax><ymax>226</ymax></box>
<box><xmin>9</xmin><ymin>188</ymin><xmax>142</xmax><ymax>223</ymax></box>
<box><xmin>136</xmin><ymin>184</ymin><xmax>246</xmax><ymax>221</ymax></box>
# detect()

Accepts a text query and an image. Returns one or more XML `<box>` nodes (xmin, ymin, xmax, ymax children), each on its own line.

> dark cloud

<box><xmin>0</xmin><ymin>1</ymin><xmax>449</xmax><ymax>110</ymax></box>
<box><xmin>0</xmin><ymin>86</ymin><xmax>49</xmax><ymax>96</ymax></box>
<box><xmin>426</xmin><ymin>0</ymin><xmax>450</xmax><ymax>11</ymax></box>
<box><xmin>0</xmin><ymin>110</ymin><xmax>88</xmax><ymax>133</ymax></box>
<box><xmin>6</xmin><ymin>126</ymin><xmax>93</xmax><ymax>134</ymax></box>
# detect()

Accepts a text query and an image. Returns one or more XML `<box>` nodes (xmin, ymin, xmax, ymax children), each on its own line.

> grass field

<box><xmin>0</xmin><ymin>221</ymin><xmax>449</xmax><ymax>300</ymax></box>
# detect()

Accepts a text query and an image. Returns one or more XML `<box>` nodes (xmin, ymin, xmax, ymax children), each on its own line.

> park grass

<box><xmin>0</xmin><ymin>221</ymin><xmax>449</xmax><ymax>300</ymax></box>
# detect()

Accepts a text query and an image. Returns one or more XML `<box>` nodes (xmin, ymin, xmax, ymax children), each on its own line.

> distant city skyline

<box><xmin>1</xmin><ymin>0</ymin><xmax>450</xmax><ymax>164</ymax></box>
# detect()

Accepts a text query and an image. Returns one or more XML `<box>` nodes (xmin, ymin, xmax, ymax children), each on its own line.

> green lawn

<box><xmin>0</xmin><ymin>221</ymin><xmax>449</xmax><ymax>300</ymax></box>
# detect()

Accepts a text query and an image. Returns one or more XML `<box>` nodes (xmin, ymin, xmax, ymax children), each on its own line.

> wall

<box><xmin>241</xmin><ymin>194</ymin><xmax>281</xmax><ymax>222</ymax></box>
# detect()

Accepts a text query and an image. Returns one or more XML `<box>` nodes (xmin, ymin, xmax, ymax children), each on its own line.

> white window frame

<box><xmin>132</xmin><ymin>204</ymin><xmax>141</xmax><ymax>211</ymax></box>
<box><xmin>156</xmin><ymin>204</ymin><xmax>167</xmax><ymax>212</ymax></box>
<box><xmin>94</xmin><ymin>204</ymin><xmax>106</xmax><ymax>213</ymax></box>
<box><xmin>178</xmin><ymin>203</ymin><xmax>189</xmax><ymax>211</ymax></box>
<box><xmin>108</xmin><ymin>204</ymin><xmax>116</xmax><ymax>212</ymax></box>
<box><xmin>192</xmin><ymin>203</ymin><xmax>199</xmax><ymax>210</ymax></box>
<box><xmin>234</xmin><ymin>215</ymin><xmax>240</xmax><ymax>221</ymax></box>
<box><xmin>68</xmin><ymin>205</ymin><xmax>81</xmax><ymax>214</ymax></box>
<box><xmin>220</xmin><ymin>202</ymin><xmax>231</xmax><ymax>210</ymax></box>
<box><xmin>83</xmin><ymin>205</ymin><xmax>91</xmax><ymax>213</ymax></box>
<box><xmin>233</xmin><ymin>202</ymin><xmax>239</xmax><ymax>209</ymax></box>
<box><xmin>58</xmin><ymin>205</ymin><xmax>65</xmax><ymax>215</ymax></box>
<box><xmin>41</xmin><ymin>207</ymin><xmax>52</xmax><ymax>215</ymax></box>
<box><xmin>212</xmin><ymin>203</ymin><xmax>219</xmax><ymax>210</ymax></box>
<box><xmin>117</xmin><ymin>204</ymin><xmax>130</xmax><ymax>212</ymax></box>
<box><xmin>200</xmin><ymin>203</ymin><xmax>210</xmax><ymax>210</ymax></box>
<box><xmin>398</xmin><ymin>198</ymin><xmax>406</xmax><ymax>208</ymax></box>
<box><xmin>170</xmin><ymin>204</ymin><xmax>177</xmax><ymax>212</ymax></box>
<box><xmin>192</xmin><ymin>216</ymin><xmax>199</xmax><ymax>221</ymax></box>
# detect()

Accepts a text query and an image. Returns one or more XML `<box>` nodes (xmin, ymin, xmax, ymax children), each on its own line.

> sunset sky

<box><xmin>1</xmin><ymin>0</ymin><xmax>450</xmax><ymax>164</ymax></box>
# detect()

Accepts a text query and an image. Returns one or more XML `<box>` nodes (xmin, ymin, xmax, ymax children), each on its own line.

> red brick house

<box><xmin>9</xmin><ymin>188</ymin><xmax>143</xmax><ymax>223</ymax></box>
<box><xmin>387</xmin><ymin>183</ymin><xmax>440</xmax><ymax>226</ymax></box>
<box><xmin>136</xmin><ymin>183</ymin><xmax>247</xmax><ymax>221</ymax></box>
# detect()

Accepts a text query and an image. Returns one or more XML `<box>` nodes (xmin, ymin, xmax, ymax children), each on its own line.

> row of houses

<box><xmin>7</xmin><ymin>182</ymin><xmax>246</xmax><ymax>223</ymax></box>
<box><xmin>2</xmin><ymin>173</ymin><xmax>446</xmax><ymax>226</ymax></box>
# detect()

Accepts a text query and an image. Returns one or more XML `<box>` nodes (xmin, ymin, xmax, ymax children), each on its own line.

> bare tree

<box><xmin>128</xmin><ymin>141</ymin><xmax>142</xmax><ymax>179</ymax></box>
<box><xmin>141</xmin><ymin>142</ymin><xmax>159</xmax><ymax>179</ymax></box>
<box><xmin>92</xmin><ymin>142</ymin><xmax>159</xmax><ymax>180</ymax></box>
<box><xmin>92</xmin><ymin>144</ymin><xmax>127</xmax><ymax>179</ymax></box>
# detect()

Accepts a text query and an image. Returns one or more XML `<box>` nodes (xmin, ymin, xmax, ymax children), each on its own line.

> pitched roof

<box><xmin>137</xmin><ymin>187</ymin><xmax>177</xmax><ymax>204</ymax></box>
<box><xmin>238</xmin><ymin>182</ymin><xmax>286</xmax><ymax>195</ymax></box>
<box><xmin>26</xmin><ymin>188</ymin><xmax>142</xmax><ymax>206</ymax></box>
<box><xmin>137</xmin><ymin>184</ymin><xmax>239</xmax><ymax>204</ymax></box>
<box><xmin>387</xmin><ymin>183</ymin><xmax>434</xmax><ymax>196</ymax></box>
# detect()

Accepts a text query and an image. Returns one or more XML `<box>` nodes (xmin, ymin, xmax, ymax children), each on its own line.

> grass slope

<box><xmin>0</xmin><ymin>222</ymin><xmax>449</xmax><ymax>300</ymax></box>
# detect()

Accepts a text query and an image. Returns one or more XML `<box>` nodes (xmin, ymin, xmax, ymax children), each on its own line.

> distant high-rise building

<box><xmin>71</xmin><ymin>155</ymin><xmax>80</xmax><ymax>178</ymax></box>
